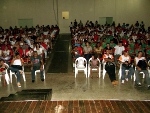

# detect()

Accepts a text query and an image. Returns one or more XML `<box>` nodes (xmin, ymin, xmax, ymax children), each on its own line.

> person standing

<box><xmin>114</xmin><ymin>41</ymin><xmax>125</xmax><ymax>65</ymax></box>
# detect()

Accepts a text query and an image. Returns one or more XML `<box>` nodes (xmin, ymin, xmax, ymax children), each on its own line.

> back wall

<box><xmin>0</xmin><ymin>0</ymin><xmax>150</xmax><ymax>33</ymax></box>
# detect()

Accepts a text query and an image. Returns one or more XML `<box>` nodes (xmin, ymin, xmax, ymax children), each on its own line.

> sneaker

<box><xmin>137</xmin><ymin>83</ymin><xmax>142</xmax><ymax>87</ymax></box>
<box><xmin>17</xmin><ymin>82</ymin><xmax>21</xmax><ymax>87</ymax></box>
<box><xmin>148</xmin><ymin>85</ymin><xmax>150</xmax><ymax>90</ymax></box>
<box><xmin>115</xmin><ymin>80</ymin><xmax>118</xmax><ymax>85</ymax></box>
<box><xmin>32</xmin><ymin>80</ymin><xmax>35</xmax><ymax>83</ymax></box>
<box><xmin>121</xmin><ymin>80</ymin><xmax>125</xmax><ymax>84</ymax></box>
<box><xmin>41</xmin><ymin>79</ymin><xmax>44</xmax><ymax>81</ymax></box>
<box><xmin>112</xmin><ymin>81</ymin><xmax>116</xmax><ymax>85</ymax></box>
<box><xmin>125</xmin><ymin>78</ymin><xmax>128</xmax><ymax>81</ymax></box>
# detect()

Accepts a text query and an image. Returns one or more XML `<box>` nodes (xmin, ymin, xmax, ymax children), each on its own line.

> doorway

<box><xmin>99</xmin><ymin>17</ymin><xmax>113</xmax><ymax>26</ymax></box>
<box><xmin>18</xmin><ymin>19</ymin><xmax>33</xmax><ymax>28</ymax></box>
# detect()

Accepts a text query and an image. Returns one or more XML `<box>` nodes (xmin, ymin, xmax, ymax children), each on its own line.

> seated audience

<box><xmin>89</xmin><ymin>54</ymin><xmax>99</xmax><ymax>78</ymax></box>
<box><xmin>30</xmin><ymin>51</ymin><xmax>44</xmax><ymax>83</ymax></box>
<box><xmin>103</xmin><ymin>49</ymin><xmax>118</xmax><ymax>86</ymax></box>
<box><xmin>1</xmin><ymin>46</ymin><xmax>12</xmax><ymax>63</ymax></box>
<box><xmin>0</xmin><ymin>59</ymin><xmax>9</xmax><ymax>86</ymax></box>
<box><xmin>104</xmin><ymin>43</ymin><xmax>113</xmax><ymax>54</ymax></box>
<box><xmin>135</xmin><ymin>44</ymin><xmax>144</xmax><ymax>56</ymax></box>
<box><xmin>94</xmin><ymin>43</ymin><xmax>103</xmax><ymax>58</ymax></box>
<box><xmin>134</xmin><ymin>51</ymin><xmax>150</xmax><ymax>89</ymax></box>
<box><xmin>71</xmin><ymin>46</ymin><xmax>81</xmax><ymax>62</ymax></box>
<box><xmin>9</xmin><ymin>52</ymin><xmax>24</xmax><ymax>87</ymax></box>
<box><xmin>119</xmin><ymin>51</ymin><xmax>134</xmax><ymax>83</ymax></box>
<box><xmin>34</xmin><ymin>43</ymin><xmax>44</xmax><ymax>57</ymax></box>
<box><xmin>83</xmin><ymin>42</ymin><xmax>92</xmax><ymax>61</ymax></box>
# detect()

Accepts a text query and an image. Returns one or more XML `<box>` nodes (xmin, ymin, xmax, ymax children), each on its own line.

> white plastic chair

<box><xmin>75</xmin><ymin>57</ymin><xmax>87</xmax><ymax>78</ymax></box>
<box><xmin>0</xmin><ymin>63</ymin><xmax>10</xmax><ymax>84</ymax></box>
<box><xmin>133</xmin><ymin>67</ymin><xmax>145</xmax><ymax>81</ymax></box>
<box><xmin>102</xmin><ymin>62</ymin><xmax>107</xmax><ymax>79</ymax></box>
<box><xmin>88</xmin><ymin>58</ymin><xmax>101</xmax><ymax>78</ymax></box>
<box><xmin>10</xmin><ymin>66</ymin><xmax>26</xmax><ymax>83</ymax></box>
<box><xmin>35</xmin><ymin>65</ymin><xmax>45</xmax><ymax>79</ymax></box>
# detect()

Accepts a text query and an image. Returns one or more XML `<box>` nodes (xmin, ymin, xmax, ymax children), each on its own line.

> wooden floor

<box><xmin>0</xmin><ymin>100</ymin><xmax>150</xmax><ymax>113</ymax></box>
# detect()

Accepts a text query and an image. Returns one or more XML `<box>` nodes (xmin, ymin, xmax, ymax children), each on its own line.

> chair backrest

<box><xmin>75</xmin><ymin>57</ymin><xmax>87</xmax><ymax>68</ymax></box>
<box><xmin>88</xmin><ymin>58</ymin><xmax>101</xmax><ymax>66</ymax></box>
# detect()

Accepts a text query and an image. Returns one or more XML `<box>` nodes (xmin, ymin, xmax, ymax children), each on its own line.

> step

<box><xmin>0</xmin><ymin>89</ymin><xmax>52</xmax><ymax>101</ymax></box>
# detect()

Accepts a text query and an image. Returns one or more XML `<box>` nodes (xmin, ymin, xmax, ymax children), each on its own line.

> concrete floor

<box><xmin>0</xmin><ymin>72</ymin><xmax>150</xmax><ymax>101</ymax></box>
<box><xmin>0</xmin><ymin>34</ymin><xmax>149</xmax><ymax>101</ymax></box>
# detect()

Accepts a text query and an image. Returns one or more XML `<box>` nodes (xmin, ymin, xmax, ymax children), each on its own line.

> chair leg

<box><xmin>143</xmin><ymin>74</ymin><xmax>145</xmax><ymax>78</ymax></box>
<box><xmin>75</xmin><ymin>69</ymin><xmax>77</xmax><ymax>78</ymax></box>
<box><xmin>5</xmin><ymin>74</ymin><xmax>9</xmax><ymax>84</ymax></box>
<box><xmin>22</xmin><ymin>72</ymin><xmax>26</xmax><ymax>81</ymax></box>
<box><xmin>85</xmin><ymin>70</ymin><xmax>87</xmax><ymax>78</ymax></box>
<box><xmin>88</xmin><ymin>68</ymin><xmax>90</xmax><ymax>78</ymax></box>
<box><xmin>43</xmin><ymin>70</ymin><xmax>45</xmax><ymax>79</ymax></box>
<box><xmin>103</xmin><ymin>70</ymin><xmax>106</xmax><ymax>79</ymax></box>
<box><xmin>134</xmin><ymin>74</ymin><xmax>136</xmax><ymax>81</ymax></box>
<box><xmin>99</xmin><ymin>68</ymin><xmax>101</xmax><ymax>78</ymax></box>
<box><xmin>10</xmin><ymin>73</ymin><xmax>12</xmax><ymax>83</ymax></box>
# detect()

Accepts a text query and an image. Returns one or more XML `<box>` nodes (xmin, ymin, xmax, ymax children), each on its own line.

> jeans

<box><xmin>9</xmin><ymin>66</ymin><xmax>21</xmax><ymax>83</ymax></box>
<box><xmin>121</xmin><ymin>66</ymin><xmax>134</xmax><ymax>80</ymax></box>
<box><xmin>31</xmin><ymin>66</ymin><xmax>44</xmax><ymax>80</ymax></box>
<box><xmin>135</xmin><ymin>70</ymin><xmax>150</xmax><ymax>85</ymax></box>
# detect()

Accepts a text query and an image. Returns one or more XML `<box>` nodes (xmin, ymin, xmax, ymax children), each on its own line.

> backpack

<box><xmin>137</xmin><ymin>60</ymin><xmax>147</xmax><ymax>70</ymax></box>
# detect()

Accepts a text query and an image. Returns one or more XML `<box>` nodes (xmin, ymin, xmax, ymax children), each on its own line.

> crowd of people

<box><xmin>0</xmin><ymin>25</ymin><xmax>59</xmax><ymax>87</ymax></box>
<box><xmin>71</xmin><ymin>20</ymin><xmax>150</xmax><ymax>89</ymax></box>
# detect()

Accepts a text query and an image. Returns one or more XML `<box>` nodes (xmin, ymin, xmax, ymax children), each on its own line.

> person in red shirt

<box><xmin>1</xmin><ymin>41</ymin><xmax>11</xmax><ymax>50</ymax></box>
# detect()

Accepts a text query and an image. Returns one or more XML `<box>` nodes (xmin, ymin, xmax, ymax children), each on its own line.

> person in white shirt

<box><xmin>9</xmin><ymin>38</ymin><xmax>16</xmax><ymax>46</ymax></box>
<box><xmin>34</xmin><ymin>43</ymin><xmax>44</xmax><ymax>57</ymax></box>
<box><xmin>134</xmin><ymin>51</ymin><xmax>150</xmax><ymax>89</ymax></box>
<box><xmin>9</xmin><ymin>53</ymin><xmax>24</xmax><ymax>87</ymax></box>
<box><xmin>26</xmin><ymin>47</ymin><xmax>33</xmax><ymax>57</ymax></box>
<box><xmin>114</xmin><ymin>41</ymin><xmax>125</xmax><ymax>64</ymax></box>
<box><xmin>119</xmin><ymin>51</ymin><xmax>134</xmax><ymax>83</ymax></box>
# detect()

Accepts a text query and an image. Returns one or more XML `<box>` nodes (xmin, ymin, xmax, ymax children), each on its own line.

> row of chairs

<box><xmin>0</xmin><ymin>64</ymin><xmax>45</xmax><ymax>85</ymax></box>
<box><xmin>74</xmin><ymin>57</ymin><xmax>145</xmax><ymax>81</ymax></box>
<box><xmin>74</xmin><ymin>57</ymin><xmax>101</xmax><ymax>78</ymax></box>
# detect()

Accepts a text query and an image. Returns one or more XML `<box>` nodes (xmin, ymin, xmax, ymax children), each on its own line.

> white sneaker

<box><xmin>137</xmin><ymin>83</ymin><xmax>142</xmax><ymax>87</ymax></box>
<box><xmin>125</xmin><ymin>78</ymin><xmax>128</xmax><ymax>81</ymax></box>
<box><xmin>121</xmin><ymin>80</ymin><xmax>125</xmax><ymax>84</ymax></box>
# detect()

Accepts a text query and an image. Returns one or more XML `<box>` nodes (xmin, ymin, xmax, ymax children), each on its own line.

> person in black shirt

<box><xmin>113</xmin><ymin>36</ymin><xmax>119</xmax><ymax>44</ymax></box>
